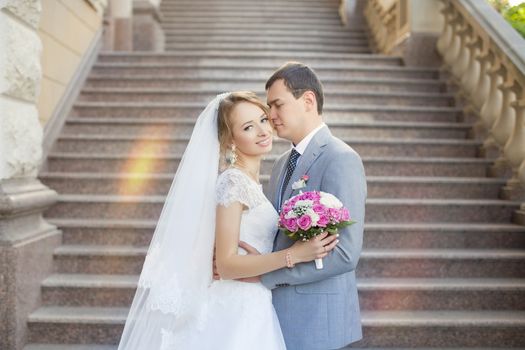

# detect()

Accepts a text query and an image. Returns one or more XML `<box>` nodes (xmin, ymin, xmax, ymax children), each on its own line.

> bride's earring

<box><xmin>228</xmin><ymin>144</ymin><xmax>238</xmax><ymax>166</ymax></box>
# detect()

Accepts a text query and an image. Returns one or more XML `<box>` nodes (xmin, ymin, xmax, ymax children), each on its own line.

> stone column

<box><xmin>110</xmin><ymin>0</ymin><xmax>133</xmax><ymax>51</ymax></box>
<box><xmin>133</xmin><ymin>0</ymin><xmax>165</xmax><ymax>51</ymax></box>
<box><xmin>0</xmin><ymin>2</ymin><xmax>60</xmax><ymax>350</ymax></box>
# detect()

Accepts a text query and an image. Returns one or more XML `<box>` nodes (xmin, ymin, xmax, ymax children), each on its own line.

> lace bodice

<box><xmin>215</xmin><ymin>168</ymin><xmax>278</xmax><ymax>255</ymax></box>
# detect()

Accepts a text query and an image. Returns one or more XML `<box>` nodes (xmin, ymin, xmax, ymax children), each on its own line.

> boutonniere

<box><xmin>291</xmin><ymin>175</ymin><xmax>309</xmax><ymax>190</ymax></box>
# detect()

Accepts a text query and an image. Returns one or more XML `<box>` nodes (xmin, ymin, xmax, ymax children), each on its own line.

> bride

<box><xmin>117</xmin><ymin>92</ymin><xmax>338</xmax><ymax>350</ymax></box>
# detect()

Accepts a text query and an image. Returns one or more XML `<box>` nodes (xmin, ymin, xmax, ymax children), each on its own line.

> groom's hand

<box><xmin>236</xmin><ymin>241</ymin><xmax>262</xmax><ymax>283</ymax></box>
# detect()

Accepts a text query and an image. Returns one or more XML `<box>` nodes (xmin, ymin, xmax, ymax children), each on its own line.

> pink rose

<box><xmin>298</xmin><ymin>193</ymin><xmax>309</xmax><ymax>201</ymax></box>
<box><xmin>297</xmin><ymin>215</ymin><xmax>312</xmax><ymax>231</ymax></box>
<box><xmin>329</xmin><ymin>208</ymin><xmax>342</xmax><ymax>222</ymax></box>
<box><xmin>313</xmin><ymin>204</ymin><xmax>326</xmax><ymax>214</ymax></box>
<box><xmin>285</xmin><ymin>218</ymin><xmax>298</xmax><ymax>232</ymax></box>
<box><xmin>341</xmin><ymin>208</ymin><xmax>350</xmax><ymax>221</ymax></box>
<box><xmin>317</xmin><ymin>214</ymin><xmax>330</xmax><ymax>227</ymax></box>
<box><xmin>303</xmin><ymin>192</ymin><xmax>315</xmax><ymax>200</ymax></box>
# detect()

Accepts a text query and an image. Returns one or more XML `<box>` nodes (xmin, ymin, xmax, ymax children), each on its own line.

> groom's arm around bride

<box><xmin>263</xmin><ymin>142</ymin><xmax>366</xmax><ymax>286</ymax></box>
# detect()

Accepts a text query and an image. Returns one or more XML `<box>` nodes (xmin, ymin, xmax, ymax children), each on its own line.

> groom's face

<box><xmin>266</xmin><ymin>79</ymin><xmax>306</xmax><ymax>144</ymax></box>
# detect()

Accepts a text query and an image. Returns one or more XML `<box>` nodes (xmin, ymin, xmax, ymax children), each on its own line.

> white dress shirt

<box><xmin>293</xmin><ymin>123</ymin><xmax>327</xmax><ymax>155</ymax></box>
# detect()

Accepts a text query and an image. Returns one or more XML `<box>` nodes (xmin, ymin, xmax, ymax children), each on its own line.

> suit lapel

<box><xmin>272</xmin><ymin>151</ymin><xmax>290</xmax><ymax>210</ymax></box>
<box><xmin>281</xmin><ymin>126</ymin><xmax>331</xmax><ymax>207</ymax></box>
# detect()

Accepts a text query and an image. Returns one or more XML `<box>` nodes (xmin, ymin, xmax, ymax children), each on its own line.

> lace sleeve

<box><xmin>215</xmin><ymin>168</ymin><xmax>255</xmax><ymax>209</ymax></box>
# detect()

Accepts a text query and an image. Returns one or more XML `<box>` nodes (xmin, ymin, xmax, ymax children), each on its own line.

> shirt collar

<box><xmin>293</xmin><ymin>123</ymin><xmax>326</xmax><ymax>155</ymax></box>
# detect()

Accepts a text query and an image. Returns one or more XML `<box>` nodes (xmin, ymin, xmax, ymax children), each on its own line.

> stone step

<box><xmin>162</xmin><ymin>16</ymin><xmax>343</xmax><ymax>27</ymax></box>
<box><xmin>160</xmin><ymin>14</ymin><xmax>344</xmax><ymax>24</ymax></box>
<box><xmin>163</xmin><ymin>42</ymin><xmax>371</xmax><ymax>53</ymax></box>
<box><xmin>41</xmin><ymin>274</ymin><xmax>138</xmax><ymax>307</ymax></box>
<box><xmin>84</xmin><ymin>76</ymin><xmax>445</xmax><ymax>93</ymax></box>
<box><xmin>94</xmin><ymin>54</ymin><xmax>400</xmax><ymax>68</ymax></box>
<box><xmin>358</xmin><ymin>278</ymin><xmax>525</xmax><ymax>311</ymax></box>
<box><xmin>160</xmin><ymin>0</ymin><xmax>340</xmax><ymax>5</ymax></box>
<box><xmin>97</xmin><ymin>50</ymin><xmax>396</xmax><ymax>64</ymax></box>
<box><xmin>78</xmin><ymin>89</ymin><xmax>454</xmax><ymax>107</ymax></box>
<box><xmin>51</xmin><ymin>134</ymin><xmax>481</xmax><ymax>158</ymax></box>
<box><xmin>89</xmin><ymin>65</ymin><xmax>439</xmax><ymax>80</ymax></box>
<box><xmin>356</xmin><ymin>310</ymin><xmax>525</xmax><ymax>347</ymax></box>
<box><xmin>39</xmin><ymin>172</ymin><xmax>505</xmax><ymax>199</ymax></box>
<box><xmin>362</xmin><ymin>223</ymin><xmax>525</xmax><ymax>249</ymax></box>
<box><xmin>62</xmin><ymin>118</ymin><xmax>470</xmax><ymax>139</ymax></box>
<box><xmin>160</xmin><ymin>28</ymin><xmax>368</xmax><ymax>40</ymax></box>
<box><xmin>160</xmin><ymin>9</ymin><xmax>341</xmax><ymax>18</ymax></box>
<box><xmin>358</xmin><ymin>249</ymin><xmax>525</xmax><ymax>278</ymax></box>
<box><xmin>25</xmin><ymin>345</ymin><xmax>118</xmax><ymax>350</ymax></box>
<box><xmin>162</xmin><ymin>18</ymin><xmax>348</xmax><ymax>33</ymax></box>
<box><xmin>40</xmin><ymin>273</ymin><xmax>525</xmax><ymax>311</ymax></box>
<box><xmin>71</xmin><ymin>102</ymin><xmax>461</xmax><ymax>123</ymax></box>
<box><xmin>163</xmin><ymin>35</ymin><xmax>369</xmax><ymax>46</ymax></box>
<box><xmin>161</xmin><ymin>0</ymin><xmax>340</xmax><ymax>3</ymax></box>
<box><xmin>44</xmin><ymin>154</ymin><xmax>493</xmax><ymax>177</ymax></box>
<box><xmin>27</xmin><ymin>306</ymin><xmax>127</xmax><ymax>345</ymax></box>
<box><xmin>44</xmin><ymin>195</ymin><xmax>520</xmax><ymax>223</ymax></box>
<box><xmin>92</xmin><ymin>58</ymin><xmax>403</xmax><ymax>70</ymax></box>
<box><xmin>50</xmin><ymin>245</ymin><xmax>525</xmax><ymax>277</ymax></box>
<box><xmin>159</xmin><ymin>22</ymin><xmax>352</xmax><ymax>32</ymax></box>
<box><xmin>160</xmin><ymin>6</ymin><xmax>340</xmax><ymax>14</ymax></box>
<box><xmin>26</xmin><ymin>306</ymin><xmax>525</xmax><ymax>346</ymax></box>
<box><xmin>46</xmin><ymin>218</ymin><xmax>525</xmax><ymax>249</ymax></box>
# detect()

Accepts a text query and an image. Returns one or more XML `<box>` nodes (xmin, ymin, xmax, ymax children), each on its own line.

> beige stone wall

<box><xmin>0</xmin><ymin>1</ymin><xmax>44</xmax><ymax>180</ymax></box>
<box><xmin>37</xmin><ymin>0</ymin><xmax>103</xmax><ymax>127</ymax></box>
<box><xmin>410</xmin><ymin>0</ymin><xmax>443</xmax><ymax>33</ymax></box>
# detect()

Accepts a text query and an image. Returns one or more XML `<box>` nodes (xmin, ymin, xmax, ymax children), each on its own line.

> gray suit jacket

<box><xmin>261</xmin><ymin>126</ymin><xmax>367</xmax><ymax>350</ymax></box>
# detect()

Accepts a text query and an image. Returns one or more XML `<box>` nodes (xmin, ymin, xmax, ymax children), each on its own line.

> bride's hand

<box><xmin>289</xmin><ymin>232</ymin><xmax>339</xmax><ymax>264</ymax></box>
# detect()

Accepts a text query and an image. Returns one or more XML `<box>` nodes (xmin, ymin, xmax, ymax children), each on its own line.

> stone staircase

<box><xmin>27</xmin><ymin>0</ymin><xmax>525</xmax><ymax>348</ymax></box>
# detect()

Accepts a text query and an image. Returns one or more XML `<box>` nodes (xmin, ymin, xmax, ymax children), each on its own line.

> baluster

<box><xmin>479</xmin><ymin>58</ymin><xmax>505</xmax><ymax>149</ymax></box>
<box><xmin>461</xmin><ymin>35</ymin><xmax>482</xmax><ymax>96</ymax></box>
<box><xmin>471</xmin><ymin>48</ymin><xmax>492</xmax><ymax>112</ymax></box>
<box><xmin>451</xmin><ymin>24</ymin><xmax>473</xmax><ymax>80</ymax></box>
<box><xmin>437</xmin><ymin>0</ymin><xmax>453</xmax><ymax>56</ymax></box>
<box><xmin>502</xmin><ymin>95</ymin><xmax>525</xmax><ymax>199</ymax></box>
<box><xmin>489</xmin><ymin>78</ymin><xmax>518</xmax><ymax>177</ymax></box>
<box><xmin>443</xmin><ymin>15</ymin><xmax>463</xmax><ymax>67</ymax></box>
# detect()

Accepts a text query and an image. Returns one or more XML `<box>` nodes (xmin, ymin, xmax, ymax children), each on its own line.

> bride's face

<box><xmin>230</xmin><ymin>101</ymin><xmax>273</xmax><ymax>157</ymax></box>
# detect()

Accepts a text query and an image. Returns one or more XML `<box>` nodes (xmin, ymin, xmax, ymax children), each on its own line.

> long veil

<box><xmin>117</xmin><ymin>92</ymin><xmax>230</xmax><ymax>349</ymax></box>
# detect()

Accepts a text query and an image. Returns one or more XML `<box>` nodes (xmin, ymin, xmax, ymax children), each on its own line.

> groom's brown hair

<box><xmin>265</xmin><ymin>62</ymin><xmax>324</xmax><ymax>115</ymax></box>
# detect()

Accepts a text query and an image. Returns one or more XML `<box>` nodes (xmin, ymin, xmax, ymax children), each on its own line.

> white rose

<box><xmin>319</xmin><ymin>192</ymin><xmax>343</xmax><ymax>208</ymax></box>
<box><xmin>306</xmin><ymin>209</ymin><xmax>320</xmax><ymax>225</ymax></box>
<box><xmin>285</xmin><ymin>210</ymin><xmax>298</xmax><ymax>219</ymax></box>
<box><xmin>295</xmin><ymin>199</ymin><xmax>314</xmax><ymax>208</ymax></box>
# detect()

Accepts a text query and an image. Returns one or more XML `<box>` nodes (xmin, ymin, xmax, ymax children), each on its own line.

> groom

<box><xmin>243</xmin><ymin>62</ymin><xmax>367</xmax><ymax>350</ymax></box>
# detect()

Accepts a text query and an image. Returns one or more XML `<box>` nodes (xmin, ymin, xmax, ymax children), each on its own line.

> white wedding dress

<box><xmin>160</xmin><ymin>167</ymin><xmax>287</xmax><ymax>349</ymax></box>
<box><xmin>117</xmin><ymin>94</ymin><xmax>287</xmax><ymax>350</ymax></box>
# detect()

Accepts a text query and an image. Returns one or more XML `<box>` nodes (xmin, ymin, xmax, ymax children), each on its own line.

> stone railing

<box><xmin>364</xmin><ymin>0</ymin><xmax>409</xmax><ymax>54</ymax></box>
<box><xmin>437</xmin><ymin>0</ymin><xmax>525</xmax><ymax>223</ymax></box>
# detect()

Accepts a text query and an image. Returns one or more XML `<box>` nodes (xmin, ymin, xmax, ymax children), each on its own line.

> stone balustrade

<box><xmin>363</xmin><ymin>0</ymin><xmax>525</xmax><ymax>223</ymax></box>
<box><xmin>437</xmin><ymin>0</ymin><xmax>525</xmax><ymax>211</ymax></box>
<box><xmin>364</xmin><ymin>0</ymin><xmax>410</xmax><ymax>54</ymax></box>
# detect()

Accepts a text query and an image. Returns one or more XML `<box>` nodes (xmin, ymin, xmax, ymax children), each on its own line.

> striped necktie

<box><xmin>280</xmin><ymin>148</ymin><xmax>301</xmax><ymax>205</ymax></box>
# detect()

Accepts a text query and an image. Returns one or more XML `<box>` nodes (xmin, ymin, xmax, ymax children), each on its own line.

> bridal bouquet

<box><xmin>278</xmin><ymin>191</ymin><xmax>355</xmax><ymax>269</ymax></box>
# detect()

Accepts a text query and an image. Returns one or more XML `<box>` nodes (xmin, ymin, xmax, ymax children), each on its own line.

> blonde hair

<box><xmin>217</xmin><ymin>91</ymin><xmax>270</xmax><ymax>156</ymax></box>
